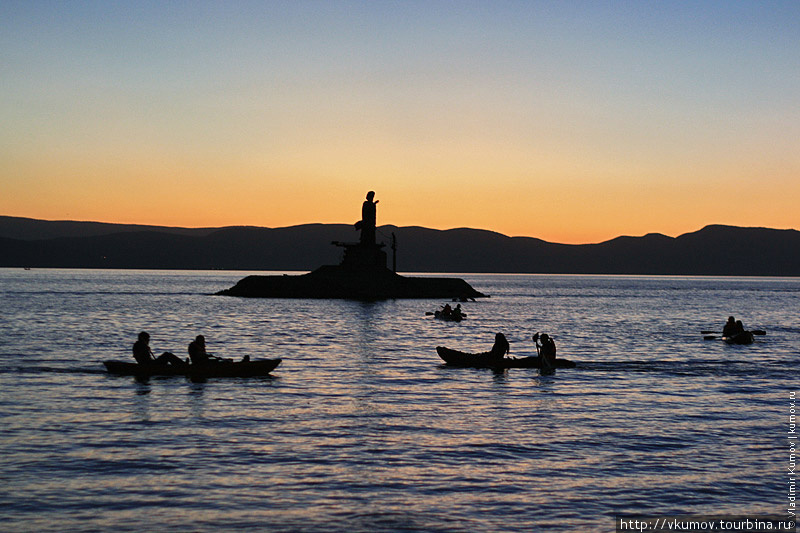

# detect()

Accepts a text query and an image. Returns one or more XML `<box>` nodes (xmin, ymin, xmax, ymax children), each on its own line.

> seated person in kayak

<box><xmin>133</xmin><ymin>331</ymin><xmax>185</xmax><ymax>367</ymax></box>
<box><xmin>188</xmin><ymin>335</ymin><xmax>213</xmax><ymax>364</ymax></box>
<box><xmin>188</xmin><ymin>335</ymin><xmax>236</xmax><ymax>365</ymax></box>
<box><xmin>722</xmin><ymin>316</ymin><xmax>737</xmax><ymax>337</ymax></box>
<box><xmin>536</xmin><ymin>333</ymin><xmax>557</xmax><ymax>365</ymax></box>
<box><xmin>487</xmin><ymin>332</ymin><xmax>510</xmax><ymax>364</ymax></box>
<box><xmin>722</xmin><ymin>316</ymin><xmax>747</xmax><ymax>338</ymax></box>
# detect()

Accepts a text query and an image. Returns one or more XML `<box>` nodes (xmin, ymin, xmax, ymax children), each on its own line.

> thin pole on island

<box><xmin>392</xmin><ymin>232</ymin><xmax>397</xmax><ymax>273</ymax></box>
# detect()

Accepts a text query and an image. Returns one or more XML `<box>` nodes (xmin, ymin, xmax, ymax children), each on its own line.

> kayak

<box><xmin>103</xmin><ymin>358</ymin><xmax>281</xmax><ymax>378</ymax></box>
<box><xmin>433</xmin><ymin>310</ymin><xmax>464</xmax><ymax>322</ymax></box>
<box><xmin>436</xmin><ymin>346</ymin><xmax>575</xmax><ymax>369</ymax></box>
<box><xmin>723</xmin><ymin>331</ymin><xmax>755</xmax><ymax>345</ymax></box>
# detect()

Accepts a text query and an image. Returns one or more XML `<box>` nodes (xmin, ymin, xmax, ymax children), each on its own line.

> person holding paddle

<box><xmin>132</xmin><ymin>331</ymin><xmax>186</xmax><ymax>368</ymax></box>
<box><xmin>188</xmin><ymin>335</ymin><xmax>223</xmax><ymax>365</ymax></box>
<box><xmin>533</xmin><ymin>332</ymin><xmax>557</xmax><ymax>372</ymax></box>
<box><xmin>539</xmin><ymin>334</ymin><xmax>556</xmax><ymax>364</ymax></box>
<box><xmin>722</xmin><ymin>316</ymin><xmax>740</xmax><ymax>338</ymax></box>
<box><xmin>188</xmin><ymin>335</ymin><xmax>239</xmax><ymax>365</ymax></box>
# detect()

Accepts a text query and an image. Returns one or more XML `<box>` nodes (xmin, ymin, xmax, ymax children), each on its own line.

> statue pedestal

<box><xmin>332</xmin><ymin>242</ymin><xmax>387</xmax><ymax>271</ymax></box>
<box><xmin>217</xmin><ymin>237</ymin><xmax>487</xmax><ymax>300</ymax></box>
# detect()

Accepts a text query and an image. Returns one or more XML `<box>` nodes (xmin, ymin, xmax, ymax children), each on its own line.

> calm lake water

<box><xmin>0</xmin><ymin>269</ymin><xmax>797</xmax><ymax>532</ymax></box>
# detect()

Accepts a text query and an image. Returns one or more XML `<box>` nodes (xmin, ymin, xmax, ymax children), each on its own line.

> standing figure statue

<box><xmin>355</xmin><ymin>190</ymin><xmax>378</xmax><ymax>246</ymax></box>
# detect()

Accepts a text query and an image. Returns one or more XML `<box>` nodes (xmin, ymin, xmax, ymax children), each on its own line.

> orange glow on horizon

<box><xmin>4</xmin><ymin>159</ymin><xmax>799</xmax><ymax>245</ymax></box>
<box><xmin>2</xmin><ymin>3</ymin><xmax>798</xmax><ymax>245</ymax></box>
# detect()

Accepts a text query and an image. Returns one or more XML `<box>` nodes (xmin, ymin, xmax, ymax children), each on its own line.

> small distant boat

<box><xmin>723</xmin><ymin>331</ymin><xmax>755</xmax><ymax>345</ymax></box>
<box><xmin>432</xmin><ymin>310</ymin><xmax>464</xmax><ymax>322</ymax></box>
<box><xmin>702</xmin><ymin>329</ymin><xmax>765</xmax><ymax>343</ymax></box>
<box><xmin>103</xmin><ymin>358</ymin><xmax>281</xmax><ymax>378</ymax></box>
<box><xmin>436</xmin><ymin>346</ymin><xmax>575</xmax><ymax>369</ymax></box>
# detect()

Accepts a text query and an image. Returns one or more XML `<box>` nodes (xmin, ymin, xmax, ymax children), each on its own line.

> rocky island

<box><xmin>216</xmin><ymin>192</ymin><xmax>487</xmax><ymax>300</ymax></box>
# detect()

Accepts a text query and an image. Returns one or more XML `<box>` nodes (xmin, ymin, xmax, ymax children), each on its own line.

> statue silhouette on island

<box><xmin>356</xmin><ymin>190</ymin><xmax>378</xmax><ymax>246</ymax></box>
<box><xmin>216</xmin><ymin>192</ymin><xmax>487</xmax><ymax>300</ymax></box>
<box><xmin>332</xmin><ymin>190</ymin><xmax>388</xmax><ymax>270</ymax></box>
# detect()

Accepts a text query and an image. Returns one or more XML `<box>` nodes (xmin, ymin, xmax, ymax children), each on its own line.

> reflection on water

<box><xmin>0</xmin><ymin>270</ymin><xmax>797</xmax><ymax>532</ymax></box>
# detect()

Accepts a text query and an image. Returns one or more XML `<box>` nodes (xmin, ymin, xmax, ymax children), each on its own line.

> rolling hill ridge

<box><xmin>1</xmin><ymin>216</ymin><xmax>798</xmax><ymax>275</ymax></box>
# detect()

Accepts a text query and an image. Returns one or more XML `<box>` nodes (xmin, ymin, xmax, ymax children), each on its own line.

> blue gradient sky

<box><xmin>2</xmin><ymin>1</ymin><xmax>798</xmax><ymax>243</ymax></box>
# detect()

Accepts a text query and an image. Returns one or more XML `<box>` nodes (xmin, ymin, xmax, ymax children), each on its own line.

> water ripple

<box><xmin>0</xmin><ymin>271</ymin><xmax>796</xmax><ymax>532</ymax></box>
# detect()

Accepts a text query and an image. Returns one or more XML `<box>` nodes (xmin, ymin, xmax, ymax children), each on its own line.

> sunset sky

<box><xmin>2</xmin><ymin>1</ymin><xmax>798</xmax><ymax>244</ymax></box>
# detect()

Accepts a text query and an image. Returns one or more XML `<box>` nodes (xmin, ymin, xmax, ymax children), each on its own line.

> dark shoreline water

<box><xmin>0</xmin><ymin>270</ymin><xmax>797</xmax><ymax>532</ymax></box>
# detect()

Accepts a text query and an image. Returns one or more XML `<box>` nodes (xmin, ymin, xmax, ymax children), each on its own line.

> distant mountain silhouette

<box><xmin>0</xmin><ymin>215</ymin><xmax>221</xmax><ymax>240</ymax></box>
<box><xmin>1</xmin><ymin>216</ymin><xmax>798</xmax><ymax>275</ymax></box>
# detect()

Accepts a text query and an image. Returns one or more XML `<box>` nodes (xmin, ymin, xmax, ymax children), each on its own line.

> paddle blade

<box><xmin>752</xmin><ymin>330</ymin><xmax>766</xmax><ymax>336</ymax></box>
